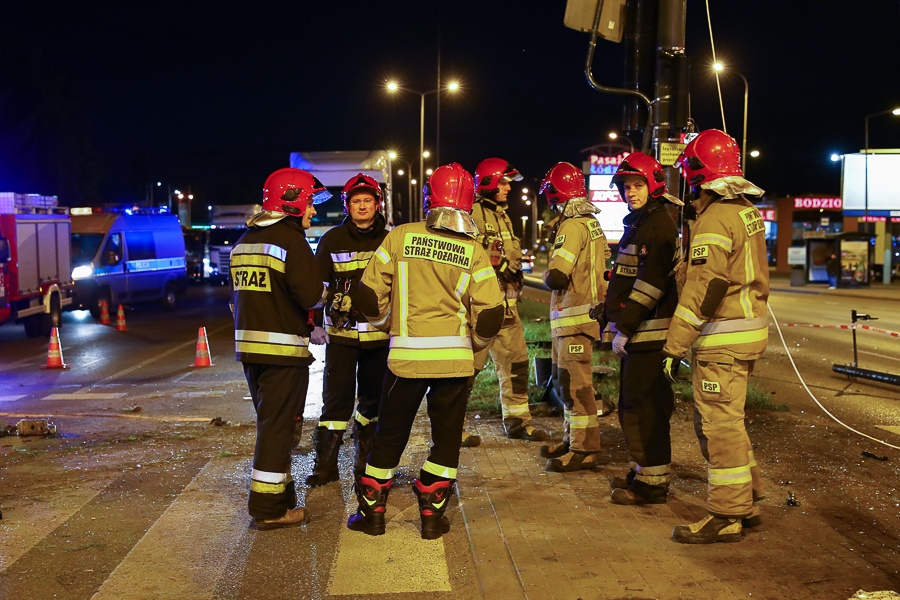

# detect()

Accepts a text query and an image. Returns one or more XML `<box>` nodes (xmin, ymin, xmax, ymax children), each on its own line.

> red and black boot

<box><xmin>347</xmin><ymin>475</ymin><xmax>393</xmax><ymax>536</ymax></box>
<box><xmin>413</xmin><ymin>479</ymin><xmax>453</xmax><ymax>540</ymax></box>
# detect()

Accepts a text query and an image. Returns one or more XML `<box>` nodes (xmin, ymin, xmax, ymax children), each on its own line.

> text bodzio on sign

<box><xmin>793</xmin><ymin>197</ymin><xmax>842</xmax><ymax>210</ymax></box>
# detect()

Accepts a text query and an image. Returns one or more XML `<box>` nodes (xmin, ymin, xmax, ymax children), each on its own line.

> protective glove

<box><xmin>612</xmin><ymin>332</ymin><xmax>629</xmax><ymax>357</ymax></box>
<box><xmin>662</xmin><ymin>355</ymin><xmax>683</xmax><ymax>384</ymax></box>
<box><xmin>327</xmin><ymin>292</ymin><xmax>354</xmax><ymax>329</ymax></box>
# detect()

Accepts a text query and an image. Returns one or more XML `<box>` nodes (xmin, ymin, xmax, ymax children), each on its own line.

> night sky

<box><xmin>2</xmin><ymin>1</ymin><xmax>899</xmax><ymax>218</ymax></box>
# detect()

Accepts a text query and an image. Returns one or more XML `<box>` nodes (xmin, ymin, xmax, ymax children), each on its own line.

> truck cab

<box><xmin>289</xmin><ymin>150</ymin><xmax>393</xmax><ymax>251</ymax></box>
<box><xmin>0</xmin><ymin>193</ymin><xmax>74</xmax><ymax>337</ymax></box>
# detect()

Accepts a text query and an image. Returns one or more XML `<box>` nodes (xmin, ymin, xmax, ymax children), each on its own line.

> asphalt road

<box><xmin>1</xmin><ymin>282</ymin><xmax>898</xmax><ymax>598</ymax></box>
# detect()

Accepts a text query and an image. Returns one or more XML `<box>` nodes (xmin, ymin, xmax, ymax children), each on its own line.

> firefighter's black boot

<box><xmin>545</xmin><ymin>450</ymin><xmax>598</xmax><ymax>472</ymax></box>
<box><xmin>504</xmin><ymin>417</ymin><xmax>548</xmax><ymax>441</ymax></box>
<box><xmin>539</xmin><ymin>440</ymin><xmax>569</xmax><ymax>459</ymax></box>
<box><xmin>305</xmin><ymin>426</ymin><xmax>343</xmax><ymax>487</ymax></box>
<box><xmin>413</xmin><ymin>479</ymin><xmax>453</xmax><ymax>540</ymax></box>
<box><xmin>609</xmin><ymin>470</ymin><xmax>635</xmax><ymax>490</ymax></box>
<box><xmin>347</xmin><ymin>476</ymin><xmax>393</xmax><ymax>536</ymax></box>
<box><xmin>672</xmin><ymin>514</ymin><xmax>742</xmax><ymax>544</ymax></box>
<box><xmin>460</xmin><ymin>431</ymin><xmax>481</xmax><ymax>447</ymax></box>
<box><xmin>350</xmin><ymin>419</ymin><xmax>374</xmax><ymax>476</ymax></box>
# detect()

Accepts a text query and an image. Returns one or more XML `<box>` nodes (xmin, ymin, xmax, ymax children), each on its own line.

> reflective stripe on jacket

<box><xmin>663</xmin><ymin>195</ymin><xmax>769</xmax><ymax>360</ymax></box>
<box><xmin>602</xmin><ymin>200</ymin><xmax>680</xmax><ymax>352</ymax></box>
<box><xmin>231</xmin><ymin>218</ymin><xmax>325</xmax><ymax>366</ymax></box>
<box><xmin>359</xmin><ymin>221</ymin><xmax>504</xmax><ymax>378</ymax></box>
<box><xmin>545</xmin><ymin>215</ymin><xmax>609</xmax><ymax>338</ymax></box>
<box><xmin>315</xmin><ymin>214</ymin><xmax>390</xmax><ymax>348</ymax></box>
<box><xmin>473</xmin><ymin>197</ymin><xmax>522</xmax><ymax>305</ymax></box>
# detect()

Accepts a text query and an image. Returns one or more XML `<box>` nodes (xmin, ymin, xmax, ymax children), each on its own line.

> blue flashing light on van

<box><xmin>70</xmin><ymin>211</ymin><xmax>187</xmax><ymax>316</ymax></box>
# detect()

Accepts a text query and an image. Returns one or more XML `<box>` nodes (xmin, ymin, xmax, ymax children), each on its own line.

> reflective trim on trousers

<box><xmin>365</xmin><ymin>464</ymin><xmax>394</xmax><ymax>480</ymax></box>
<box><xmin>423</xmin><ymin>460</ymin><xmax>457</xmax><ymax>480</ymax></box>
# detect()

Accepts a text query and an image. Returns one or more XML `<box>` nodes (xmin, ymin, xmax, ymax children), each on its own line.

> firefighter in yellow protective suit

<box><xmin>662</xmin><ymin>129</ymin><xmax>769</xmax><ymax>544</ymax></box>
<box><xmin>461</xmin><ymin>158</ymin><xmax>547</xmax><ymax>446</ymax></box>
<box><xmin>350</xmin><ymin>163</ymin><xmax>505</xmax><ymax>540</ymax></box>
<box><xmin>539</xmin><ymin>162</ymin><xmax>610</xmax><ymax>472</ymax></box>
<box><xmin>231</xmin><ymin>168</ymin><xmax>330</xmax><ymax>530</ymax></box>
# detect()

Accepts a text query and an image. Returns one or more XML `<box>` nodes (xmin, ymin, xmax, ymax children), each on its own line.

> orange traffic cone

<box><xmin>193</xmin><ymin>326</ymin><xmax>213</xmax><ymax>368</ymax></box>
<box><xmin>115</xmin><ymin>304</ymin><xmax>127</xmax><ymax>332</ymax></box>
<box><xmin>41</xmin><ymin>327</ymin><xmax>70</xmax><ymax>370</ymax></box>
<box><xmin>99</xmin><ymin>299</ymin><xmax>111</xmax><ymax>325</ymax></box>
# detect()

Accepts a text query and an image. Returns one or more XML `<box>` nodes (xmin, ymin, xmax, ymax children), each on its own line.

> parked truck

<box><xmin>289</xmin><ymin>150</ymin><xmax>392</xmax><ymax>251</ymax></box>
<box><xmin>0</xmin><ymin>193</ymin><xmax>74</xmax><ymax>337</ymax></box>
<box><xmin>206</xmin><ymin>204</ymin><xmax>260</xmax><ymax>284</ymax></box>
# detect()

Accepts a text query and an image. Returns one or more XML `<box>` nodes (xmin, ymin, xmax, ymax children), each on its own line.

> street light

<box><xmin>608</xmin><ymin>132</ymin><xmax>634</xmax><ymax>153</ymax></box>
<box><xmin>864</xmin><ymin>107</ymin><xmax>900</xmax><ymax>221</ymax></box>
<box><xmin>713</xmin><ymin>62</ymin><xmax>749</xmax><ymax>174</ymax></box>
<box><xmin>385</xmin><ymin>80</ymin><xmax>460</xmax><ymax>221</ymax></box>
<box><xmin>520</xmin><ymin>215</ymin><xmax>529</xmax><ymax>249</ymax></box>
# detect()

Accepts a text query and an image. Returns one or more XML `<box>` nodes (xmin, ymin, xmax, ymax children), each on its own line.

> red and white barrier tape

<box><xmin>783</xmin><ymin>323</ymin><xmax>900</xmax><ymax>337</ymax></box>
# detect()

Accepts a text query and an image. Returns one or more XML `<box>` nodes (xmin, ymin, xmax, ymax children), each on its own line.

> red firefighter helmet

<box><xmin>340</xmin><ymin>173</ymin><xmax>382</xmax><ymax>213</ymax></box>
<box><xmin>474</xmin><ymin>157</ymin><xmax>523</xmax><ymax>195</ymax></box>
<box><xmin>423</xmin><ymin>163</ymin><xmax>475</xmax><ymax>213</ymax></box>
<box><xmin>610</xmin><ymin>152</ymin><xmax>668</xmax><ymax>198</ymax></box>
<box><xmin>675</xmin><ymin>129</ymin><xmax>743</xmax><ymax>186</ymax></box>
<box><xmin>540</xmin><ymin>162</ymin><xmax>586</xmax><ymax>206</ymax></box>
<box><xmin>262</xmin><ymin>168</ymin><xmax>331</xmax><ymax>215</ymax></box>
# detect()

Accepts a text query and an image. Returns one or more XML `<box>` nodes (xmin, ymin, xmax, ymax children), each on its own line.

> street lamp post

<box><xmin>385</xmin><ymin>80</ymin><xmax>460</xmax><ymax>222</ymax></box>
<box><xmin>522</xmin><ymin>188</ymin><xmax>539</xmax><ymax>248</ymax></box>
<box><xmin>520</xmin><ymin>215</ymin><xmax>529</xmax><ymax>249</ymax></box>
<box><xmin>712</xmin><ymin>62</ymin><xmax>749</xmax><ymax>173</ymax></box>
<box><xmin>389</xmin><ymin>151</ymin><xmax>414</xmax><ymax>224</ymax></box>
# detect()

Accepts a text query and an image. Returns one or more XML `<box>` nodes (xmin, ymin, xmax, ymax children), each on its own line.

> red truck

<box><xmin>0</xmin><ymin>193</ymin><xmax>74</xmax><ymax>337</ymax></box>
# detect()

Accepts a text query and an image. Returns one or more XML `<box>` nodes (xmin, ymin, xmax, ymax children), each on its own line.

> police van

<box><xmin>70</xmin><ymin>210</ymin><xmax>187</xmax><ymax>317</ymax></box>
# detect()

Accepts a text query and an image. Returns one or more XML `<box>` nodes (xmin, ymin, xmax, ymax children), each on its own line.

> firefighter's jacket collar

<box><xmin>425</xmin><ymin>207</ymin><xmax>478</xmax><ymax>238</ymax></box>
<box><xmin>559</xmin><ymin>197</ymin><xmax>600</xmax><ymax>219</ymax></box>
<box><xmin>246</xmin><ymin>209</ymin><xmax>290</xmax><ymax>228</ymax></box>
<box><xmin>475</xmin><ymin>195</ymin><xmax>506</xmax><ymax>213</ymax></box>
<box><xmin>699</xmin><ymin>176</ymin><xmax>765</xmax><ymax>200</ymax></box>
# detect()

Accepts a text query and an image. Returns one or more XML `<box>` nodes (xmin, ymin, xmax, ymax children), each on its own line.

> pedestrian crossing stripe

<box><xmin>43</xmin><ymin>393</ymin><xmax>127</xmax><ymax>400</ymax></box>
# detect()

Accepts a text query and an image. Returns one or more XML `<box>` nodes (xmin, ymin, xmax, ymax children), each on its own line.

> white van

<box><xmin>70</xmin><ymin>211</ymin><xmax>187</xmax><ymax>317</ymax></box>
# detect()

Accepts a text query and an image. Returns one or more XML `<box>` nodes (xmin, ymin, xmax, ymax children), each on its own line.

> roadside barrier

<box><xmin>193</xmin><ymin>326</ymin><xmax>213</xmax><ymax>367</ymax></box>
<box><xmin>783</xmin><ymin>322</ymin><xmax>900</xmax><ymax>337</ymax></box>
<box><xmin>115</xmin><ymin>305</ymin><xmax>127</xmax><ymax>332</ymax></box>
<box><xmin>40</xmin><ymin>327</ymin><xmax>70</xmax><ymax>370</ymax></box>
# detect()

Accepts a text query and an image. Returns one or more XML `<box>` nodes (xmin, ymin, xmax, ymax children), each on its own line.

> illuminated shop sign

<box><xmin>587</xmin><ymin>153</ymin><xmax>628</xmax><ymax>175</ymax></box>
<box><xmin>793</xmin><ymin>197</ymin><xmax>842</xmax><ymax>209</ymax></box>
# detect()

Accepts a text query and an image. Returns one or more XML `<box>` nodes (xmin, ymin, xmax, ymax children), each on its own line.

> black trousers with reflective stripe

<box><xmin>367</xmin><ymin>373</ymin><xmax>468</xmax><ymax>481</ymax></box>
<box><xmin>617</xmin><ymin>349</ymin><xmax>674</xmax><ymax>486</ymax></box>
<box><xmin>320</xmin><ymin>343</ymin><xmax>389</xmax><ymax>424</ymax></box>
<box><xmin>243</xmin><ymin>362</ymin><xmax>309</xmax><ymax>519</ymax></box>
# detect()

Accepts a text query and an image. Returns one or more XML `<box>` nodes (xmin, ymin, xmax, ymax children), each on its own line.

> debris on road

<box><xmin>861</xmin><ymin>451</ymin><xmax>889</xmax><ymax>462</ymax></box>
<box><xmin>15</xmin><ymin>418</ymin><xmax>57</xmax><ymax>436</ymax></box>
